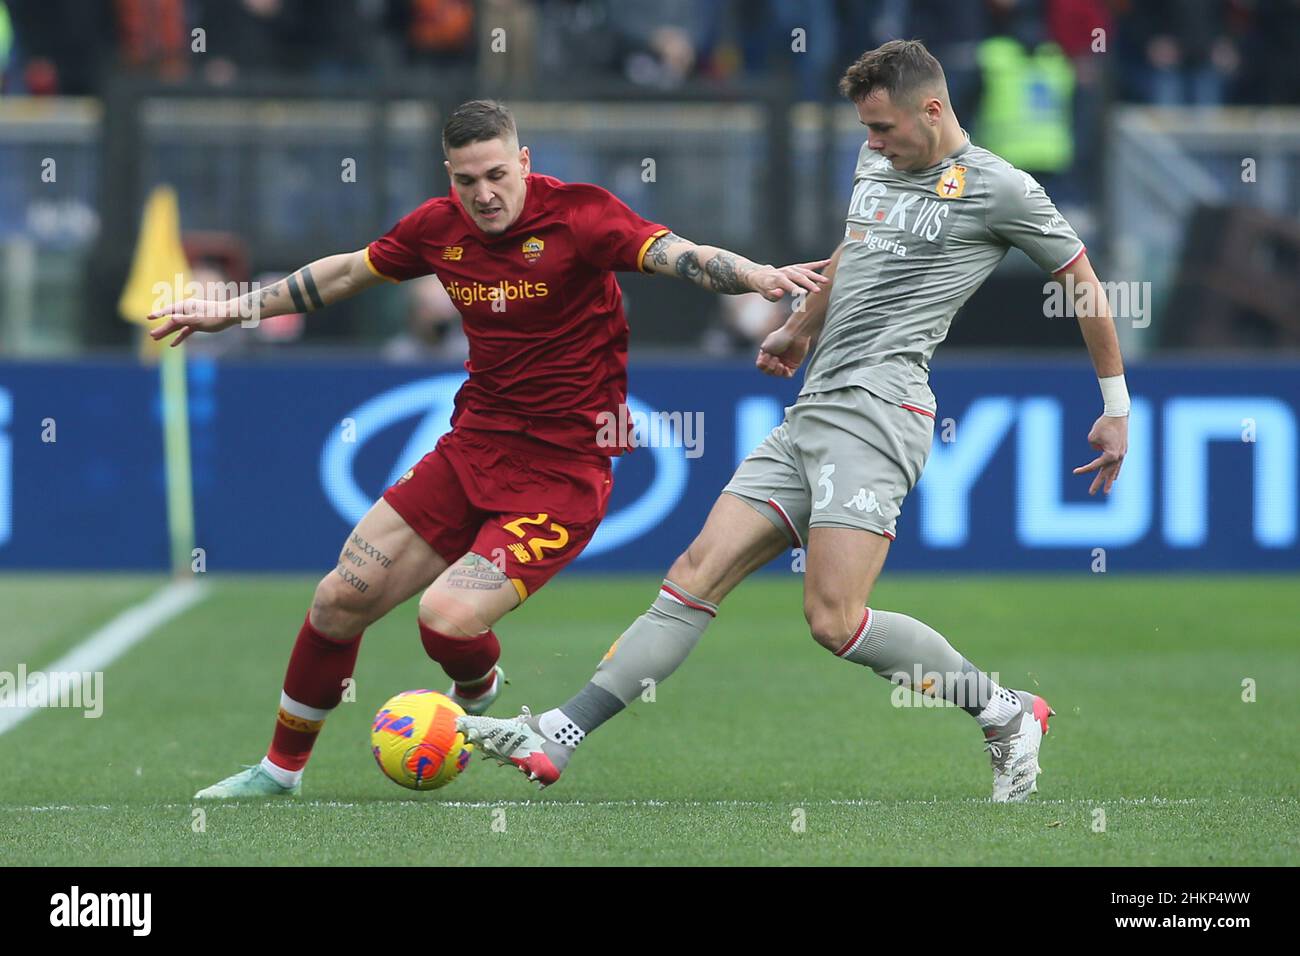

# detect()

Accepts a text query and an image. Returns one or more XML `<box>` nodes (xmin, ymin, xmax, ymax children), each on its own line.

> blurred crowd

<box><xmin>3</xmin><ymin>0</ymin><xmax>1296</xmax><ymax>358</ymax></box>
<box><xmin>1</xmin><ymin>0</ymin><xmax>1298</xmax><ymax>105</ymax></box>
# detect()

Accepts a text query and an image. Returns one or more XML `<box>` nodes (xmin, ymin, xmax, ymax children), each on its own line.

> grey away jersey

<box><xmin>802</xmin><ymin>137</ymin><xmax>1085</xmax><ymax>411</ymax></box>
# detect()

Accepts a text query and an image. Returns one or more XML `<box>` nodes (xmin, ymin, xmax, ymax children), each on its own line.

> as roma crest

<box><xmin>522</xmin><ymin>236</ymin><xmax>545</xmax><ymax>262</ymax></box>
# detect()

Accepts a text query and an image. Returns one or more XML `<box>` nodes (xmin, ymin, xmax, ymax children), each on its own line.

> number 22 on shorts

<box><xmin>502</xmin><ymin>513</ymin><xmax>570</xmax><ymax>562</ymax></box>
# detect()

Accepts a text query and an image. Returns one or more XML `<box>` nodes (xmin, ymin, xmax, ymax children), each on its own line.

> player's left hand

<box><xmin>756</xmin><ymin>325</ymin><xmax>810</xmax><ymax>378</ymax></box>
<box><xmin>748</xmin><ymin>259</ymin><xmax>832</xmax><ymax>302</ymax></box>
<box><xmin>1073</xmin><ymin>414</ymin><xmax>1128</xmax><ymax>495</ymax></box>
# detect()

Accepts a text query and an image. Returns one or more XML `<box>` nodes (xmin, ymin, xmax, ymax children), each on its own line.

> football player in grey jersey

<box><xmin>460</xmin><ymin>40</ymin><xmax>1129</xmax><ymax>803</ymax></box>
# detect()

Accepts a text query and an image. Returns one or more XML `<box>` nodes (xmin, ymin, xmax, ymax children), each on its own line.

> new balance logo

<box><xmin>843</xmin><ymin>488</ymin><xmax>884</xmax><ymax>515</ymax></box>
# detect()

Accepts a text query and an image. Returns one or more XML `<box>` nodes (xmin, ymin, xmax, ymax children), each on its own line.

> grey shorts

<box><xmin>723</xmin><ymin>386</ymin><xmax>935</xmax><ymax>544</ymax></box>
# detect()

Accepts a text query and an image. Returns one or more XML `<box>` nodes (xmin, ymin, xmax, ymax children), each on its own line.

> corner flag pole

<box><xmin>118</xmin><ymin>185</ymin><xmax>197</xmax><ymax>577</ymax></box>
<box><xmin>158</xmin><ymin>345</ymin><xmax>195</xmax><ymax>575</ymax></box>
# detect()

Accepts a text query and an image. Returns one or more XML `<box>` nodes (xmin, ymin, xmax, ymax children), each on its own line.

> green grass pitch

<box><xmin>0</xmin><ymin>573</ymin><xmax>1296</xmax><ymax>866</ymax></box>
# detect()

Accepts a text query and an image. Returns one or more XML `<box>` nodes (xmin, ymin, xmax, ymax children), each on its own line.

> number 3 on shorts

<box><xmin>814</xmin><ymin>463</ymin><xmax>836</xmax><ymax>510</ymax></box>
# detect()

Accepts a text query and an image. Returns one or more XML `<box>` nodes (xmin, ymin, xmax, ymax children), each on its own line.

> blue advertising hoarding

<box><xmin>0</xmin><ymin>358</ymin><xmax>1296</xmax><ymax>572</ymax></box>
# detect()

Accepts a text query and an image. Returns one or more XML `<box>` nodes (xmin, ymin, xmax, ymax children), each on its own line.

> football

<box><xmin>370</xmin><ymin>690</ymin><xmax>474</xmax><ymax>791</ymax></box>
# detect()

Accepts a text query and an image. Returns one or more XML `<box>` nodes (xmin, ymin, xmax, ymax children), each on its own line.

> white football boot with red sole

<box><xmin>985</xmin><ymin>691</ymin><xmax>1055</xmax><ymax>803</ymax></box>
<box><xmin>456</xmin><ymin>707</ymin><xmax>564</xmax><ymax>788</ymax></box>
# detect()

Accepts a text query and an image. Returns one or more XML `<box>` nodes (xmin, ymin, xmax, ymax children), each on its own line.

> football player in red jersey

<box><xmin>148</xmin><ymin>99</ymin><xmax>829</xmax><ymax>798</ymax></box>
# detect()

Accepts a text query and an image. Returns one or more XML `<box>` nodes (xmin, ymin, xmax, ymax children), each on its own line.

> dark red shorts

<box><xmin>382</xmin><ymin>428</ymin><xmax>613</xmax><ymax>601</ymax></box>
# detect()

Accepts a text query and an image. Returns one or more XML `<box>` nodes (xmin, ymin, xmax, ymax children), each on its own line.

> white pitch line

<box><xmin>0</xmin><ymin>578</ymin><xmax>209</xmax><ymax>737</ymax></box>
<box><xmin>0</xmin><ymin>796</ymin><xmax>1247</xmax><ymax>812</ymax></box>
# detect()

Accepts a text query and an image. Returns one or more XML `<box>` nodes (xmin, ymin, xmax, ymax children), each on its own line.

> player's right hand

<box><xmin>756</xmin><ymin>326</ymin><xmax>810</xmax><ymax>378</ymax></box>
<box><xmin>148</xmin><ymin>299</ymin><xmax>242</xmax><ymax>347</ymax></box>
<box><xmin>748</xmin><ymin>259</ymin><xmax>832</xmax><ymax>302</ymax></box>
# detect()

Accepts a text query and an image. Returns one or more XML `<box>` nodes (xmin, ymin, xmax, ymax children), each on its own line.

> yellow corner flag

<box><xmin>119</xmin><ymin>185</ymin><xmax>192</xmax><ymax>362</ymax></box>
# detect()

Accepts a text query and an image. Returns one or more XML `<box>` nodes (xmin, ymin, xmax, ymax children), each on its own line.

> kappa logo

<box><xmin>843</xmin><ymin>488</ymin><xmax>885</xmax><ymax>515</ymax></box>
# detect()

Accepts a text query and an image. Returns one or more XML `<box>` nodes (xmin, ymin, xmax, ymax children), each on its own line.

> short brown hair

<box><xmin>838</xmin><ymin>39</ymin><xmax>947</xmax><ymax>105</ymax></box>
<box><xmin>442</xmin><ymin>99</ymin><xmax>518</xmax><ymax>155</ymax></box>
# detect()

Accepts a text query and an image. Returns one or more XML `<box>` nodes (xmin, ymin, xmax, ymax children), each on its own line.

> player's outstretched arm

<box><xmin>642</xmin><ymin>231</ymin><xmax>830</xmax><ymax>301</ymax></box>
<box><xmin>756</xmin><ymin>243</ymin><xmax>844</xmax><ymax>378</ymax></box>
<box><xmin>1059</xmin><ymin>253</ymin><xmax>1129</xmax><ymax>495</ymax></box>
<box><xmin>147</xmin><ymin>249</ymin><xmax>383</xmax><ymax>347</ymax></box>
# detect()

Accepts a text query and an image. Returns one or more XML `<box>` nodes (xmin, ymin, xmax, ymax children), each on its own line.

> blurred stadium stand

<box><xmin>0</xmin><ymin>0</ymin><xmax>1297</xmax><ymax>358</ymax></box>
<box><xmin>1108</xmin><ymin>106</ymin><xmax>1300</xmax><ymax>353</ymax></box>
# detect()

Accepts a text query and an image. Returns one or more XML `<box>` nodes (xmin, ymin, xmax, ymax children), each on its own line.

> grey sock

<box><xmin>558</xmin><ymin>683</ymin><xmax>625</xmax><ymax>735</ymax></box>
<box><xmin>588</xmin><ymin>579</ymin><xmax>717</xmax><ymax>709</ymax></box>
<box><xmin>836</xmin><ymin>608</ymin><xmax>997</xmax><ymax>716</ymax></box>
<box><xmin>528</xmin><ymin>581</ymin><xmax>718</xmax><ymax>774</ymax></box>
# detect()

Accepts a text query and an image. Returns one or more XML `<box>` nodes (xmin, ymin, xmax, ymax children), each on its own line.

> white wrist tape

<box><xmin>1099</xmin><ymin>374</ymin><xmax>1130</xmax><ymax>417</ymax></box>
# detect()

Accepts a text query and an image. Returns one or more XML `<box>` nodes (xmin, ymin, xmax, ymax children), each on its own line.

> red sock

<box><xmin>419</xmin><ymin>622</ymin><xmax>500</xmax><ymax>686</ymax></box>
<box><xmin>267</xmin><ymin>612</ymin><xmax>363</xmax><ymax>773</ymax></box>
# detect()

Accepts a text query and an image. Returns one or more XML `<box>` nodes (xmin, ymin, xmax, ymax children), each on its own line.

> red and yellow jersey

<box><xmin>366</xmin><ymin>174</ymin><xmax>668</xmax><ymax>459</ymax></box>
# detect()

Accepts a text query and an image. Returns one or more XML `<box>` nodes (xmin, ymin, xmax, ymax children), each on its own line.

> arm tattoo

<box><xmin>301</xmin><ymin>265</ymin><xmax>325</xmax><ymax>310</ymax></box>
<box><xmin>704</xmin><ymin>253</ymin><xmax>750</xmax><ymax>294</ymax></box>
<box><xmin>646</xmin><ymin>232</ymin><xmax>682</xmax><ymax>267</ymax></box>
<box><xmin>286</xmin><ymin>273</ymin><xmax>308</xmax><ymax>312</ymax></box>
<box><xmin>257</xmin><ymin>284</ymin><xmax>282</xmax><ymax>308</ymax></box>
<box><xmin>259</xmin><ymin>267</ymin><xmax>327</xmax><ymax>315</ymax></box>
<box><xmin>651</xmin><ymin>232</ymin><xmax>751</xmax><ymax>295</ymax></box>
<box><xmin>258</xmin><ymin>267</ymin><xmax>327</xmax><ymax>314</ymax></box>
<box><xmin>674</xmin><ymin>250</ymin><xmax>703</xmax><ymax>283</ymax></box>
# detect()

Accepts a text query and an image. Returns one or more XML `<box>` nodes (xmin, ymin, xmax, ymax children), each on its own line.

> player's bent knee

<box><xmin>803</xmin><ymin>602</ymin><xmax>853</xmax><ymax>653</ymax></box>
<box><xmin>311</xmin><ymin>570</ymin><xmax>383</xmax><ymax>637</ymax></box>
<box><xmin>666</xmin><ymin>545</ymin><xmax>704</xmax><ymax>591</ymax></box>
<box><xmin>417</xmin><ymin>588</ymin><xmax>492</xmax><ymax>638</ymax></box>
<box><xmin>665</xmin><ymin>539</ymin><xmax>730</xmax><ymax>602</ymax></box>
